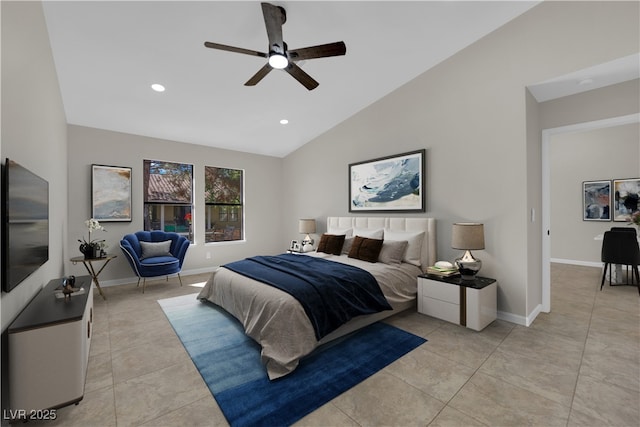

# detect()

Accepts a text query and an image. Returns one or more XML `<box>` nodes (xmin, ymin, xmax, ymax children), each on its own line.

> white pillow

<box><xmin>378</xmin><ymin>240</ymin><xmax>409</xmax><ymax>265</ymax></box>
<box><xmin>383</xmin><ymin>229</ymin><xmax>424</xmax><ymax>267</ymax></box>
<box><xmin>353</xmin><ymin>227</ymin><xmax>384</xmax><ymax>239</ymax></box>
<box><xmin>140</xmin><ymin>240</ymin><xmax>173</xmax><ymax>260</ymax></box>
<box><xmin>327</xmin><ymin>227</ymin><xmax>353</xmax><ymax>237</ymax></box>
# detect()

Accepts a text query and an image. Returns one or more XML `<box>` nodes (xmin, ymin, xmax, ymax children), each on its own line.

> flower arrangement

<box><xmin>184</xmin><ymin>212</ymin><xmax>192</xmax><ymax>224</ymax></box>
<box><xmin>79</xmin><ymin>218</ymin><xmax>107</xmax><ymax>258</ymax></box>
<box><xmin>629</xmin><ymin>210</ymin><xmax>640</xmax><ymax>227</ymax></box>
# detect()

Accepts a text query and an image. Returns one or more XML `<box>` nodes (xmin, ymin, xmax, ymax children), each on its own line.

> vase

<box><xmin>80</xmin><ymin>243</ymin><xmax>98</xmax><ymax>259</ymax></box>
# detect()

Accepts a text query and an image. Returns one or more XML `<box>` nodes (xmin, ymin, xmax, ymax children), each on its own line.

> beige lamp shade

<box><xmin>451</xmin><ymin>223</ymin><xmax>485</xmax><ymax>250</ymax></box>
<box><xmin>298</xmin><ymin>219</ymin><xmax>316</xmax><ymax>234</ymax></box>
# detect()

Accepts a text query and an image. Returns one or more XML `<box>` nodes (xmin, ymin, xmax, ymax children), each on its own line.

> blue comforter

<box><xmin>223</xmin><ymin>253</ymin><xmax>392</xmax><ymax>340</ymax></box>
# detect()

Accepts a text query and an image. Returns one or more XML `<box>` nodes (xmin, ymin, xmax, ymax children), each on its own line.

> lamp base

<box><xmin>302</xmin><ymin>237</ymin><xmax>314</xmax><ymax>253</ymax></box>
<box><xmin>455</xmin><ymin>250</ymin><xmax>482</xmax><ymax>281</ymax></box>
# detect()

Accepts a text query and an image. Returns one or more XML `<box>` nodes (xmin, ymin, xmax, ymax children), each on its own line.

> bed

<box><xmin>197</xmin><ymin>216</ymin><xmax>436</xmax><ymax>379</ymax></box>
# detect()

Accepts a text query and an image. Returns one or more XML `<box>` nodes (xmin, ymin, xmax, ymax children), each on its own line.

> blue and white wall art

<box><xmin>349</xmin><ymin>149</ymin><xmax>425</xmax><ymax>212</ymax></box>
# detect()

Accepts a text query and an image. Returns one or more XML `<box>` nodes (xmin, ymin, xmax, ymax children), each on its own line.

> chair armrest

<box><xmin>120</xmin><ymin>240</ymin><xmax>143</xmax><ymax>272</ymax></box>
<box><xmin>173</xmin><ymin>238</ymin><xmax>190</xmax><ymax>266</ymax></box>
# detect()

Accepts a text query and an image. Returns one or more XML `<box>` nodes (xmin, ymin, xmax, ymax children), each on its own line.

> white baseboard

<box><xmin>526</xmin><ymin>304</ymin><xmax>543</xmax><ymax>326</ymax></box>
<box><xmin>551</xmin><ymin>258</ymin><xmax>601</xmax><ymax>268</ymax></box>
<box><xmin>497</xmin><ymin>303</ymin><xmax>543</xmax><ymax>327</ymax></box>
<box><xmin>497</xmin><ymin>310</ymin><xmax>526</xmax><ymax>326</ymax></box>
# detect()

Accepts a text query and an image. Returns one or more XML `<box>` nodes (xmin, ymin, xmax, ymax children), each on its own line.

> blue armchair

<box><xmin>120</xmin><ymin>231</ymin><xmax>190</xmax><ymax>293</ymax></box>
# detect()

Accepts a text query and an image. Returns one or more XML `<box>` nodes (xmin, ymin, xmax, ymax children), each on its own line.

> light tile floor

<box><xmin>39</xmin><ymin>263</ymin><xmax>639</xmax><ymax>426</ymax></box>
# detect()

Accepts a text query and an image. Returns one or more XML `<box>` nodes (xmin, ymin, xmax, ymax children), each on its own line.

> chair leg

<box><xmin>600</xmin><ymin>263</ymin><xmax>609</xmax><ymax>290</ymax></box>
<box><xmin>177</xmin><ymin>273</ymin><xmax>183</xmax><ymax>287</ymax></box>
<box><xmin>136</xmin><ymin>277</ymin><xmax>141</xmax><ymax>288</ymax></box>
<box><xmin>142</xmin><ymin>278</ymin><xmax>146</xmax><ymax>293</ymax></box>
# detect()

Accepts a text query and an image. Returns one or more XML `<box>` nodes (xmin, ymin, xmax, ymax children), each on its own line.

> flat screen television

<box><xmin>2</xmin><ymin>158</ymin><xmax>49</xmax><ymax>292</ymax></box>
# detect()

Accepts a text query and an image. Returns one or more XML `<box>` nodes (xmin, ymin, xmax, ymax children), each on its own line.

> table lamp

<box><xmin>299</xmin><ymin>219</ymin><xmax>316</xmax><ymax>252</ymax></box>
<box><xmin>452</xmin><ymin>223</ymin><xmax>485</xmax><ymax>281</ymax></box>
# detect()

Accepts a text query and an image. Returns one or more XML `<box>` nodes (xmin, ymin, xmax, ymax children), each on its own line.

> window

<box><xmin>143</xmin><ymin>160</ymin><xmax>194</xmax><ymax>242</ymax></box>
<box><xmin>204</xmin><ymin>166</ymin><xmax>243</xmax><ymax>243</ymax></box>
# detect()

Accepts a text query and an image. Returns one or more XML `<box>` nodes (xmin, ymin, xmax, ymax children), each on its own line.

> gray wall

<box><xmin>1</xmin><ymin>1</ymin><xmax>68</xmax><ymax>328</ymax></box>
<box><xmin>2</xmin><ymin>1</ymin><xmax>639</xmax><ymax>328</ymax></box>
<box><xmin>540</xmin><ymin>79</ymin><xmax>640</xmax><ymax>130</ymax></box>
<box><xmin>66</xmin><ymin>125</ymin><xmax>284</xmax><ymax>283</ymax></box>
<box><xmin>550</xmin><ymin>123</ymin><xmax>639</xmax><ymax>263</ymax></box>
<box><xmin>282</xmin><ymin>1</ymin><xmax>639</xmax><ymax>322</ymax></box>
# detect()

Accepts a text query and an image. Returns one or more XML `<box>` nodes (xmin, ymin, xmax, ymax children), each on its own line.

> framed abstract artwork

<box><xmin>582</xmin><ymin>180</ymin><xmax>611</xmax><ymax>221</ymax></box>
<box><xmin>91</xmin><ymin>164</ymin><xmax>132</xmax><ymax>222</ymax></box>
<box><xmin>613</xmin><ymin>178</ymin><xmax>640</xmax><ymax>222</ymax></box>
<box><xmin>349</xmin><ymin>149</ymin><xmax>425</xmax><ymax>213</ymax></box>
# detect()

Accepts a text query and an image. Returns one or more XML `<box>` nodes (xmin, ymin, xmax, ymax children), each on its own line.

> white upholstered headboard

<box><xmin>326</xmin><ymin>217</ymin><xmax>437</xmax><ymax>272</ymax></box>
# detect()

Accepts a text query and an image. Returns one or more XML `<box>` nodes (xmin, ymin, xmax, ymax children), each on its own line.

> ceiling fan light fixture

<box><xmin>151</xmin><ymin>83</ymin><xmax>165</xmax><ymax>92</ymax></box>
<box><xmin>203</xmin><ymin>3</ymin><xmax>346</xmax><ymax>90</ymax></box>
<box><xmin>268</xmin><ymin>53</ymin><xmax>288</xmax><ymax>69</ymax></box>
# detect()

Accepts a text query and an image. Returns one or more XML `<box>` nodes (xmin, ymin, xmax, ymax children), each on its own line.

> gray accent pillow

<box><xmin>383</xmin><ymin>229</ymin><xmax>425</xmax><ymax>267</ymax></box>
<box><xmin>378</xmin><ymin>240</ymin><xmax>409</xmax><ymax>265</ymax></box>
<box><xmin>140</xmin><ymin>240</ymin><xmax>173</xmax><ymax>260</ymax></box>
<box><xmin>341</xmin><ymin>237</ymin><xmax>354</xmax><ymax>255</ymax></box>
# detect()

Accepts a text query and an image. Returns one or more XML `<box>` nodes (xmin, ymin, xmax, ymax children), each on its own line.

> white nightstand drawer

<box><xmin>422</xmin><ymin>296</ymin><xmax>460</xmax><ymax>324</ymax></box>
<box><xmin>417</xmin><ymin>275</ymin><xmax>497</xmax><ymax>331</ymax></box>
<box><xmin>421</xmin><ymin>279</ymin><xmax>459</xmax><ymax>304</ymax></box>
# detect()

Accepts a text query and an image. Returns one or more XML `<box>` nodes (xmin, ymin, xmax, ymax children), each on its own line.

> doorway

<box><xmin>541</xmin><ymin>113</ymin><xmax>640</xmax><ymax>312</ymax></box>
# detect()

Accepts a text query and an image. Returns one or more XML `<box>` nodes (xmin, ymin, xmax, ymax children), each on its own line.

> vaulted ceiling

<box><xmin>43</xmin><ymin>1</ymin><xmax>633</xmax><ymax>158</ymax></box>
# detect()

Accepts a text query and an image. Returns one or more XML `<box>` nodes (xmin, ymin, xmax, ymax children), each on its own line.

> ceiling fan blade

<box><xmin>285</xmin><ymin>63</ymin><xmax>319</xmax><ymax>91</ymax></box>
<box><xmin>261</xmin><ymin>2</ymin><xmax>286</xmax><ymax>53</ymax></box>
<box><xmin>245</xmin><ymin>64</ymin><xmax>273</xmax><ymax>86</ymax></box>
<box><xmin>288</xmin><ymin>41</ymin><xmax>347</xmax><ymax>61</ymax></box>
<box><xmin>204</xmin><ymin>41</ymin><xmax>267</xmax><ymax>58</ymax></box>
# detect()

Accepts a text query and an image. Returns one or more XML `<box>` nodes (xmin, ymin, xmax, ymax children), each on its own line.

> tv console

<box><xmin>7</xmin><ymin>276</ymin><xmax>93</xmax><ymax>420</ymax></box>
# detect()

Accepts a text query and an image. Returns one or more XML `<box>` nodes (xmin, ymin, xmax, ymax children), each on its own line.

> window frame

<box><xmin>204</xmin><ymin>166</ymin><xmax>244</xmax><ymax>244</ymax></box>
<box><xmin>143</xmin><ymin>159</ymin><xmax>194</xmax><ymax>242</ymax></box>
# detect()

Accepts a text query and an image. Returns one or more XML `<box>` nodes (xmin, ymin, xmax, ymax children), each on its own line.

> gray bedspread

<box><xmin>197</xmin><ymin>252</ymin><xmax>421</xmax><ymax>379</ymax></box>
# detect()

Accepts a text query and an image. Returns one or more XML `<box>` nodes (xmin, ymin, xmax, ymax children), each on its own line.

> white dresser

<box><xmin>417</xmin><ymin>274</ymin><xmax>497</xmax><ymax>331</ymax></box>
<box><xmin>8</xmin><ymin>276</ymin><xmax>93</xmax><ymax>420</ymax></box>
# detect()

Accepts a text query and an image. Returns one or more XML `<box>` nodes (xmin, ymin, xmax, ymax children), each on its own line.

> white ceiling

<box><xmin>43</xmin><ymin>0</ymin><xmax>613</xmax><ymax>158</ymax></box>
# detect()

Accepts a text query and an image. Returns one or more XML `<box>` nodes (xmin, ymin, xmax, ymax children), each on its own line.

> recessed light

<box><xmin>280</xmin><ymin>119</ymin><xmax>289</xmax><ymax>125</ymax></box>
<box><xmin>151</xmin><ymin>83</ymin><xmax>166</xmax><ymax>92</ymax></box>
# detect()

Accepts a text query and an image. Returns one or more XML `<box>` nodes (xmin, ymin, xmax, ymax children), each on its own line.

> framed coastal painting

<box><xmin>91</xmin><ymin>164</ymin><xmax>132</xmax><ymax>222</ymax></box>
<box><xmin>613</xmin><ymin>178</ymin><xmax>640</xmax><ymax>222</ymax></box>
<box><xmin>582</xmin><ymin>180</ymin><xmax>611</xmax><ymax>221</ymax></box>
<box><xmin>349</xmin><ymin>149</ymin><xmax>425</xmax><ymax>213</ymax></box>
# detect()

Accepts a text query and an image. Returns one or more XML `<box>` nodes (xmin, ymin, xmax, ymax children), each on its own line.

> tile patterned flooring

<box><xmin>39</xmin><ymin>263</ymin><xmax>638</xmax><ymax>426</ymax></box>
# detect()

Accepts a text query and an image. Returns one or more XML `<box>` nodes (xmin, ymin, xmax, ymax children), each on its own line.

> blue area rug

<box><xmin>159</xmin><ymin>293</ymin><xmax>426</xmax><ymax>427</ymax></box>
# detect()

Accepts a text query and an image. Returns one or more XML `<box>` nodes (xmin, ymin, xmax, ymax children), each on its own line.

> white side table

<box><xmin>417</xmin><ymin>274</ymin><xmax>497</xmax><ymax>331</ymax></box>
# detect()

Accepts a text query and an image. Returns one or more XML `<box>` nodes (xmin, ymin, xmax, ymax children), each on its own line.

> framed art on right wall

<box><xmin>613</xmin><ymin>178</ymin><xmax>640</xmax><ymax>221</ymax></box>
<box><xmin>583</xmin><ymin>180</ymin><xmax>611</xmax><ymax>221</ymax></box>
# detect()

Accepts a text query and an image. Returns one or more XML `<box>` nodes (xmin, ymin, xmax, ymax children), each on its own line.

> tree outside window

<box><xmin>204</xmin><ymin>166</ymin><xmax>243</xmax><ymax>242</ymax></box>
<box><xmin>144</xmin><ymin>160</ymin><xmax>194</xmax><ymax>242</ymax></box>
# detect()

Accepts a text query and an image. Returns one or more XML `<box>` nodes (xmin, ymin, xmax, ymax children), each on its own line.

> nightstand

<box><xmin>417</xmin><ymin>274</ymin><xmax>497</xmax><ymax>331</ymax></box>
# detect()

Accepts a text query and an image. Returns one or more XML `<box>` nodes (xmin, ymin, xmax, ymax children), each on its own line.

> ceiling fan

<box><xmin>204</xmin><ymin>2</ymin><xmax>346</xmax><ymax>90</ymax></box>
